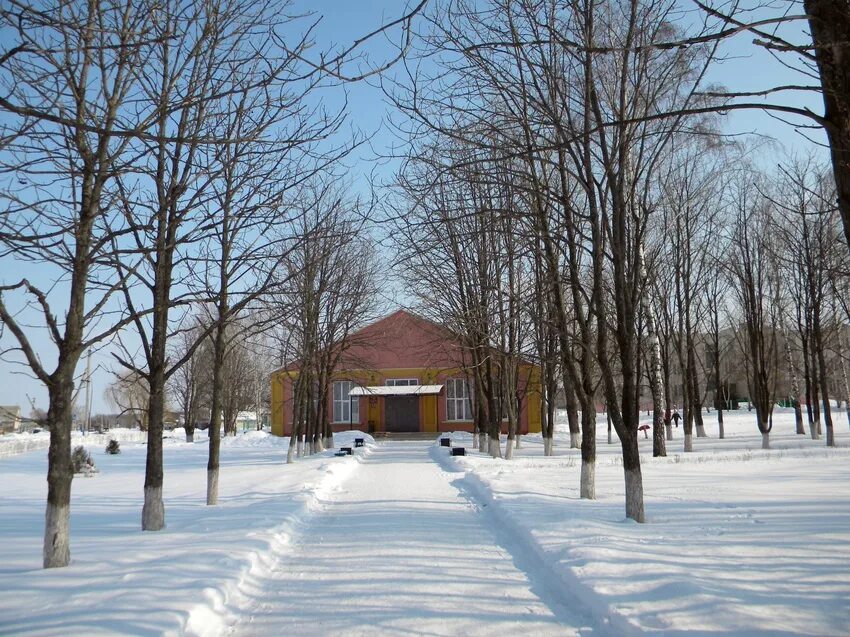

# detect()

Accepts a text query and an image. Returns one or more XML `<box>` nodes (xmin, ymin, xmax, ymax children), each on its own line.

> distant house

<box><xmin>271</xmin><ymin>310</ymin><xmax>542</xmax><ymax>437</ymax></box>
<box><xmin>0</xmin><ymin>405</ymin><xmax>22</xmax><ymax>434</ymax></box>
<box><xmin>235</xmin><ymin>411</ymin><xmax>261</xmax><ymax>431</ymax></box>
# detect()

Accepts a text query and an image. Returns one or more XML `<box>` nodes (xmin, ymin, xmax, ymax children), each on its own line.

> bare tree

<box><xmin>726</xmin><ymin>175</ymin><xmax>782</xmax><ymax>449</ymax></box>
<box><xmin>773</xmin><ymin>158</ymin><xmax>843</xmax><ymax>446</ymax></box>
<box><xmin>273</xmin><ymin>183</ymin><xmax>379</xmax><ymax>461</ymax></box>
<box><xmin>0</xmin><ymin>0</ymin><xmax>156</xmax><ymax>568</ymax></box>
<box><xmin>657</xmin><ymin>140</ymin><xmax>725</xmax><ymax>450</ymax></box>
<box><xmin>106</xmin><ymin>370</ymin><xmax>152</xmax><ymax>431</ymax></box>
<box><xmin>168</xmin><ymin>322</ymin><xmax>204</xmax><ymax>442</ymax></box>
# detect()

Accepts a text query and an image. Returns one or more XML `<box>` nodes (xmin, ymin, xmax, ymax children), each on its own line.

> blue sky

<box><xmin>0</xmin><ymin>0</ymin><xmax>829</xmax><ymax>417</ymax></box>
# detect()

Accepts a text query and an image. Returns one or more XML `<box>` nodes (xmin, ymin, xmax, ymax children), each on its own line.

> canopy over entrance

<box><xmin>348</xmin><ymin>385</ymin><xmax>443</xmax><ymax>397</ymax></box>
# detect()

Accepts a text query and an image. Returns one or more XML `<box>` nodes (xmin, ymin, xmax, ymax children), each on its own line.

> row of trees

<box><xmin>385</xmin><ymin>0</ymin><xmax>850</xmax><ymax>523</ymax></box>
<box><xmin>0</xmin><ymin>0</ymin><xmax>421</xmax><ymax>568</ymax></box>
<box><xmin>107</xmin><ymin>322</ymin><xmax>272</xmax><ymax>439</ymax></box>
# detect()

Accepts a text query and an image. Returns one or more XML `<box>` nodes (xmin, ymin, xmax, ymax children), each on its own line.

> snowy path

<box><xmin>232</xmin><ymin>441</ymin><xmax>592</xmax><ymax>636</ymax></box>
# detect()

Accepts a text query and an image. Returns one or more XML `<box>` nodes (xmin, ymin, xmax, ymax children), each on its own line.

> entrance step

<box><xmin>371</xmin><ymin>431</ymin><xmax>437</xmax><ymax>441</ymax></box>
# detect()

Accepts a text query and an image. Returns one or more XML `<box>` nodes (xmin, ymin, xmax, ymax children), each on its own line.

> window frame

<box><xmin>332</xmin><ymin>380</ymin><xmax>360</xmax><ymax>424</ymax></box>
<box><xmin>385</xmin><ymin>378</ymin><xmax>418</xmax><ymax>386</ymax></box>
<box><xmin>445</xmin><ymin>377</ymin><xmax>473</xmax><ymax>422</ymax></box>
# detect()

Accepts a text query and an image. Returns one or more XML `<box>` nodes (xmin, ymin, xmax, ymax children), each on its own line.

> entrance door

<box><xmin>385</xmin><ymin>396</ymin><xmax>420</xmax><ymax>432</ymax></box>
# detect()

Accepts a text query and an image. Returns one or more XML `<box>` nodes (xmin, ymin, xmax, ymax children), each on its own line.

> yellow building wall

<box><xmin>524</xmin><ymin>365</ymin><xmax>542</xmax><ymax>433</ymax></box>
<box><xmin>422</xmin><ymin>394</ymin><xmax>437</xmax><ymax>432</ymax></box>
<box><xmin>268</xmin><ymin>364</ymin><xmax>543</xmax><ymax>435</ymax></box>
<box><xmin>367</xmin><ymin>395</ymin><xmax>382</xmax><ymax>433</ymax></box>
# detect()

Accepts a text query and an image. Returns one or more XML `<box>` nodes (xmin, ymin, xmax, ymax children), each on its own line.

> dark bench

<box><xmin>439</xmin><ymin>438</ymin><xmax>451</xmax><ymax>447</ymax></box>
<box><xmin>340</xmin><ymin>447</ymin><xmax>352</xmax><ymax>455</ymax></box>
<box><xmin>450</xmin><ymin>447</ymin><xmax>466</xmax><ymax>456</ymax></box>
<box><xmin>354</xmin><ymin>438</ymin><xmax>365</xmax><ymax>447</ymax></box>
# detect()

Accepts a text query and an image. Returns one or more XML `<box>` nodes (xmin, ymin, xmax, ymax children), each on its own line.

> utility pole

<box><xmin>83</xmin><ymin>351</ymin><xmax>93</xmax><ymax>434</ymax></box>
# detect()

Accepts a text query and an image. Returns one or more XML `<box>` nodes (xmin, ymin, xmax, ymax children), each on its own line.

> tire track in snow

<box><xmin>231</xmin><ymin>440</ymin><xmax>585</xmax><ymax>636</ymax></box>
<box><xmin>430</xmin><ymin>444</ymin><xmax>641</xmax><ymax>637</ymax></box>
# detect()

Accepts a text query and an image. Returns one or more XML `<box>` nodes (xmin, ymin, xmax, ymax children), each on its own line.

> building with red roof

<box><xmin>270</xmin><ymin>310</ymin><xmax>542</xmax><ymax>436</ymax></box>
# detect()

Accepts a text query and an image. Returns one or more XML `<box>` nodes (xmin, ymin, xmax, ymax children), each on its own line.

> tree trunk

<box><xmin>142</xmin><ymin>380</ymin><xmax>165</xmax><ymax>531</ymax></box>
<box><xmin>836</xmin><ymin>331</ymin><xmax>850</xmax><ymax>431</ymax></box>
<box><xmin>489</xmin><ymin>434</ymin><xmax>502</xmax><ymax>459</ymax></box>
<box><xmin>206</xmin><ymin>318</ymin><xmax>227</xmax><ymax>506</ymax></box>
<box><xmin>580</xmin><ymin>401</ymin><xmax>597</xmax><ymax>499</ymax></box>
<box><xmin>639</xmin><ymin>253</ymin><xmax>667</xmax><ymax>458</ymax></box>
<box><xmin>818</xmin><ymin>345</ymin><xmax>835</xmax><ymax>447</ymax></box>
<box><xmin>783</xmin><ymin>326</ymin><xmax>806</xmax><ymax>435</ymax></box>
<box><xmin>547</xmin><ymin>380</ymin><xmax>557</xmax><ymax>455</ymax></box>
<box><xmin>694</xmin><ymin>405</ymin><xmax>707</xmax><ymax>438</ymax></box>
<box><xmin>805</xmin><ymin>0</ymin><xmax>850</xmax><ymax>252</ymax></box>
<box><xmin>513</xmin><ymin>394</ymin><xmax>522</xmax><ymax>449</ymax></box>
<box><xmin>761</xmin><ymin>431</ymin><xmax>770</xmax><ymax>449</ymax></box>
<box><xmin>565</xmin><ymin>383</ymin><xmax>581</xmax><ymax>449</ymax></box>
<box><xmin>580</xmin><ymin>459</ymin><xmax>596</xmax><ymax>500</ymax></box>
<box><xmin>43</xmin><ymin>374</ymin><xmax>76</xmax><ymax>568</ymax></box>
<box><xmin>621</xmin><ymin>432</ymin><xmax>645</xmax><ymax>523</ymax></box>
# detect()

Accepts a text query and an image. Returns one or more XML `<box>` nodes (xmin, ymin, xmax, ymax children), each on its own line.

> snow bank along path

<box><xmin>231</xmin><ymin>440</ymin><xmax>594</xmax><ymax>637</ymax></box>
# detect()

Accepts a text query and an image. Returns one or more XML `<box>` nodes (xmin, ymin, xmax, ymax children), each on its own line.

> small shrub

<box><xmin>105</xmin><ymin>439</ymin><xmax>121</xmax><ymax>455</ymax></box>
<box><xmin>72</xmin><ymin>445</ymin><xmax>97</xmax><ymax>475</ymax></box>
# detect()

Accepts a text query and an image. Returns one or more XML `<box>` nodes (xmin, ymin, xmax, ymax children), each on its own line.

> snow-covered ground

<box><xmin>0</xmin><ymin>410</ymin><xmax>848</xmax><ymax>636</ymax></box>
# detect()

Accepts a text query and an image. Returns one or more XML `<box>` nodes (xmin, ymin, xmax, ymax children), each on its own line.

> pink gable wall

<box><xmin>336</xmin><ymin>310</ymin><xmax>468</xmax><ymax>371</ymax></box>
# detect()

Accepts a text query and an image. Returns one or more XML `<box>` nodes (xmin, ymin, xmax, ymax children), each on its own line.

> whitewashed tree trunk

<box><xmin>543</xmin><ymin>437</ymin><xmax>553</xmax><ymax>456</ymax></box>
<box><xmin>186</xmin><ymin>433</ymin><xmax>194</xmax><ymax>443</ymax></box>
<box><xmin>489</xmin><ymin>435</ymin><xmax>502</xmax><ymax>458</ymax></box>
<box><xmin>569</xmin><ymin>431</ymin><xmax>581</xmax><ymax>449</ymax></box>
<box><xmin>478</xmin><ymin>432</ymin><xmax>487</xmax><ymax>452</ymax></box>
<box><xmin>514</xmin><ymin>435</ymin><xmax>521</xmax><ymax>449</ymax></box>
<box><xmin>206</xmin><ymin>469</ymin><xmax>219</xmax><ymax>506</ymax></box>
<box><xmin>665</xmin><ymin>423</ymin><xmax>673</xmax><ymax>440</ymax></box>
<box><xmin>286</xmin><ymin>445</ymin><xmax>295</xmax><ymax>463</ymax></box>
<box><xmin>324</xmin><ymin>435</ymin><xmax>333</xmax><ymax>450</ymax></box>
<box><xmin>580</xmin><ymin>460</ymin><xmax>595</xmax><ymax>499</ymax></box>
<box><xmin>142</xmin><ymin>486</ymin><xmax>165</xmax><ymax>531</ymax></box>
<box><xmin>761</xmin><ymin>432</ymin><xmax>770</xmax><ymax>449</ymax></box>
<box><xmin>43</xmin><ymin>503</ymin><xmax>70</xmax><ymax>569</ymax></box>
<box><xmin>684</xmin><ymin>433</ymin><xmax>693</xmax><ymax>452</ymax></box>
<box><xmin>695</xmin><ymin>421</ymin><xmax>707</xmax><ymax>437</ymax></box>
<box><xmin>505</xmin><ymin>438</ymin><xmax>514</xmax><ymax>459</ymax></box>
<box><xmin>811</xmin><ymin>418</ymin><xmax>821</xmax><ymax>440</ymax></box>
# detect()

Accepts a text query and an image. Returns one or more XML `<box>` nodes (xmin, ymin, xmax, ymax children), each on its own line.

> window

<box><xmin>386</xmin><ymin>378</ymin><xmax>418</xmax><ymax>386</ymax></box>
<box><xmin>446</xmin><ymin>378</ymin><xmax>473</xmax><ymax>421</ymax></box>
<box><xmin>332</xmin><ymin>381</ymin><xmax>360</xmax><ymax>423</ymax></box>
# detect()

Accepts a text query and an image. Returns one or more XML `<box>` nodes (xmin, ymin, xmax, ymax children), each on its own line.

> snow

<box><xmin>1</xmin><ymin>411</ymin><xmax>848</xmax><ymax>636</ymax></box>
